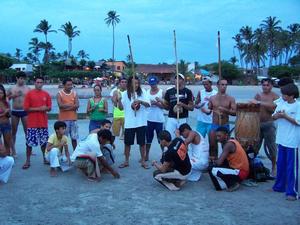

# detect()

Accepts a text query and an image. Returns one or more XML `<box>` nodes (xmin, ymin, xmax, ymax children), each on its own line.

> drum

<box><xmin>234</xmin><ymin>103</ymin><xmax>260</xmax><ymax>154</ymax></box>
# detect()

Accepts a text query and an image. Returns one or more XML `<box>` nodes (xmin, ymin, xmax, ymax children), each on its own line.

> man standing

<box><xmin>195</xmin><ymin>77</ymin><xmax>217</xmax><ymax>138</ymax></box>
<box><xmin>152</xmin><ymin>130</ymin><xmax>191</xmax><ymax>191</ymax></box>
<box><xmin>250</xmin><ymin>78</ymin><xmax>279</xmax><ymax>176</ymax></box>
<box><xmin>111</xmin><ymin>77</ymin><xmax>127</xmax><ymax>140</ymax></box>
<box><xmin>158</xmin><ymin>74</ymin><xmax>194</xmax><ymax>139</ymax></box>
<box><xmin>208</xmin><ymin>79</ymin><xmax>236</xmax><ymax>158</ymax></box>
<box><xmin>7</xmin><ymin>71</ymin><xmax>30</xmax><ymax>157</ymax></box>
<box><xmin>117</xmin><ymin>76</ymin><xmax>150</xmax><ymax>169</ymax></box>
<box><xmin>23</xmin><ymin>76</ymin><xmax>52</xmax><ymax>169</ymax></box>
<box><xmin>57</xmin><ymin>78</ymin><xmax>79</xmax><ymax>151</ymax></box>
<box><xmin>146</xmin><ymin>76</ymin><xmax>165</xmax><ymax>161</ymax></box>
<box><xmin>209</xmin><ymin>127</ymin><xmax>249</xmax><ymax>192</ymax></box>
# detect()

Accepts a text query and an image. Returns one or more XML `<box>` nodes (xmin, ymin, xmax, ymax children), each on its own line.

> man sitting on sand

<box><xmin>209</xmin><ymin>127</ymin><xmax>249</xmax><ymax>192</ymax></box>
<box><xmin>152</xmin><ymin>130</ymin><xmax>191</xmax><ymax>191</ymax></box>
<box><xmin>0</xmin><ymin>144</ymin><xmax>14</xmax><ymax>184</ymax></box>
<box><xmin>45</xmin><ymin>121</ymin><xmax>71</xmax><ymax>177</ymax></box>
<box><xmin>71</xmin><ymin>129</ymin><xmax>120</xmax><ymax>181</ymax></box>
<box><xmin>177</xmin><ymin>123</ymin><xmax>209</xmax><ymax>181</ymax></box>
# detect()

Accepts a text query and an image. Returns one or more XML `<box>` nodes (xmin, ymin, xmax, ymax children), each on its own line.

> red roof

<box><xmin>136</xmin><ymin>64</ymin><xmax>175</xmax><ymax>74</ymax></box>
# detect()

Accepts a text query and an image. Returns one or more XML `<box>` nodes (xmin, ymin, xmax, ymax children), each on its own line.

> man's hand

<box><xmin>152</xmin><ymin>160</ymin><xmax>157</xmax><ymax>167</ymax></box>
<box><xmin>175</xmin><ymin>129</ymin><xmax>180</xmax><ymax>138</ymax></box>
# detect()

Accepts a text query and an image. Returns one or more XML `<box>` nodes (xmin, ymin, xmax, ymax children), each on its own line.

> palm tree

<box><xmin>287</xmin><ymin>23</ymin><xmax>300</xmax><ymax>59</ymax></box>
<box><xmin>38</xmin><ymin>42</ymin><xmax>55</xmax><ymax>63</ymax></box>
<box><xmin>260</xmin><ymin>16</ymin><xmax>282</xmax><ymax>67</ymax></box>
<box><xmin>77</xmin><ymin>50</ymin><xmax>89</xmax><ymax>60</ymax></box>
<box><xmin>15</xmin><ymin>48</ymin><xmax>22</xmax><ymax>61</ymax></box>
<box><xmin>253</xmin><ymin>28</ymin><xmax>267</xmax><ymax>67</ymax></box>
<box><xmin>104</xmin><ymin>11</ymin><xmax>121</xmax><ymax>62</ymax></box>
<box><xmin>229</xmin><ymin>56</ymin><xmax>238</xmax><ymax>66</ymax></box>
<box><xmin>59</xmin><ymin>21</ymin><xmax>80</xmax><ymax>59</ymax></box>
<box><xmin>34</xmin><ymin>19</ymin><xmax>57</xmax><ymax>63</ymax></box>
<box><xmin>232</xmin><ymin>34</ymin><xmax>244</xmax><ymax>68</ymax></box>
<box><xmin>28</xmin><ymin>37</ymin><xmax>41</xmax><ymax>64</ymax></box>
<box><xmin>240</xmin><ymin>26</ymin><xmax>254</xmax><ymax>70</ymax></box>
<box><xmin>178</xmin><ymin>60</ymin><xmax>190</xmax><ymax>76</ymax></box>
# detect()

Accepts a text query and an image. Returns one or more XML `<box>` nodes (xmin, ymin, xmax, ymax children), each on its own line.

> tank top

<box><xmin>227</xmin><ymin>139</ymin><xmax>249</xmax><ymax>178</ymax></box>
<box><xmin>197</xmin><ymin>89</ymin><xmax>217</xmax><ymax>123</ymax></box>
<box><xmin>189</xmin><ymin>132</ymin><xmax>209</xmax><ymax>161</ymax></box>
<box><xmin>58</xmin><ymin>90</ymin><xmax>77</xmax><ymax>120</ymax></box>
<box><xmin>146</xmin><ymin>88</ymin><xmax>165</xmax><ymax>123</ymax></box>
<box><xmin>89</xmin><ymin>97</ymin><xmax>106</xmax><ymax>121</ymax></box>
<box><xmin>113</xmin><ymin>89</ymin><xmax>125</xmax><ymax>118</ymax></box>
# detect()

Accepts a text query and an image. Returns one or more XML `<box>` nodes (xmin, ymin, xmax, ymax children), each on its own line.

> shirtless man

<box><xmin>7</xmin><ymin>72</ymin><xmax>30</xmax><ymax>157</ymax></box>
<box><xmin>208</xmin><ymin>79</ymin><xmax>236</xmax><ymax>158</ymax></box>
<box><xmin>250</xmin><ymin>78</ymin><xmax>279</xmax><ymax>176</ymax></box>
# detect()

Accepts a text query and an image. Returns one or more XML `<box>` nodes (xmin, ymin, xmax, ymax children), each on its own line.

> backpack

<box><xmin>246</xmin><ymin>146</ymin><xmax>272</xmax><ymax>182</ymax></box>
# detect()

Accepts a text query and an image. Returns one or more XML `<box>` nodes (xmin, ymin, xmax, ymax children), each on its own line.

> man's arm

<box><xmin>56</xmin><ymin>93</ymin><xmax>73</xmax><ymax>111</ymax></box>
<box><xmin>152</xmin><ymin>160</ymin><xmax>172</xmax><ymax>173</ymax></box>
<box><xmin>98</xmin><ymin>156</ymin><xmax>120</xmax><ymax>178</ymax></box>
<box><xmin>214</xmin><ymin>142</ymin><xmax>235</xmax><ymax>166</ymax></box>
<box><xmin>219</xmin><ymin>97</ymin><xmax>236</xmax><ymax>116</ymax></box>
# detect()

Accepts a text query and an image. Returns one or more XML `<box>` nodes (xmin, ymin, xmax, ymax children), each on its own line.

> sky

<box><xmin>0</xmin><ymin>0</ymin><xmax>299</xmax><ymax>65</ymax></box>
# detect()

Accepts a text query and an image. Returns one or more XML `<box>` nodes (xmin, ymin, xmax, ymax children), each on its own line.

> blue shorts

<box><xmin>0</xmin><ymin>122</ymin><xmax>11</xmax><ymax>134</ymax></box>
<box><xmin>146</xmin><ymin>121</ymin><xmax>163</xmax><ymax>144</ymax></box>
<box><xmin>210</xmin><ymin>123</ymin><xmax>230</xmax><ymax>132</ymax></box>
<box><xmin>64</xmin><ymin>120</ymin><xmax>79</xmax><ymax>140</ymax></box>
<box><xmin>196</xmin><ymin>121</ymin><xmax>211</xmax><ymax>138</ymax></box>
<box><xmin>26</xmin><ymin>128</ymin><xmax>49</xmax><ymax>147</ymax></box>
<box><xmin>11</xmin><ymin>110</ymin><xmax>27</xmax><ymax>118</ymax></box>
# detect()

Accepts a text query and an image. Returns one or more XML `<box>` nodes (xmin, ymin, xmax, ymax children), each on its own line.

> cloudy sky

<box><xmin>0</xmin><ymin>0</ymin><xmax>299</xmax><ymax>65</ymax></box>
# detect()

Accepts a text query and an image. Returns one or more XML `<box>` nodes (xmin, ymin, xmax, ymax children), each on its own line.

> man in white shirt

<box><xmin>146</xmin><ymin>76</ymin><xmax>165</xmax><ymax>161</ymax></box>
<box><xmin>71</xmin><ymin>129</ymin><xmax>120</xmax><ymax>181</ymax></box>
<box><xmin>195</xmin><ymin>77</ymin><xmax>217</xmax><ymax>138</ymax></box>
<box><xmin>117</xmin><ymin>76</ymin><xmax>150</xmax><ymax>169</ymax></box>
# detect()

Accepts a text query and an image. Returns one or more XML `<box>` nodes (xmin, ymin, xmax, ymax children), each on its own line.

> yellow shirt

<box><xmin>46</xmin><ymin>133</ymin><xmax>68</xmax><ymax>154</ymax></box>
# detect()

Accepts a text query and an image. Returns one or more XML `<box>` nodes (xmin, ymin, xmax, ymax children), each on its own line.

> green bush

<box><xmin>0</xmin><ymin>55</ymin><xmax>13</xmax><ymax>70</ymax></box>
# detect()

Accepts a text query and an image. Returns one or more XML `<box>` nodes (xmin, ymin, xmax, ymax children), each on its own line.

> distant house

<box><xmin>105</xmin><ymin>61</ymin><xmax>127</xmax><ymax>72</ymax></box>
<box><xmin>10</xmin><ymin>63</ymin><xmax>33</xmax><ymax>73</ymax></box>
<box><xmin>136</xmin><ymin>64</ymin><xmax>176</xmax><ymax>82</ymax></box>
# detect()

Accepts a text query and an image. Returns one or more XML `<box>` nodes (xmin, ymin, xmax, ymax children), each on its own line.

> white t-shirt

<box><xmin>71</xmin><ymin>133</ymin><xmax>103</xmax><ymax>161</ymax></box>
<box><xmin>273</xmin><ymin>100</ymin><xmax>300</xmax><ymax>148</ymax></box>
<box><xmin>121</xmin><ymin>89</ymin><xmax>150</xmax><ymax>129</ymax></box>
<box><xmin>196</xmin><ymin>89</ymin><xmax>217</xmax><ymax>123</ymax></box>
<box><xmin>146</xmin><ymin>88</ymin><xmax>165</xmax><ymax>123</ymax></box>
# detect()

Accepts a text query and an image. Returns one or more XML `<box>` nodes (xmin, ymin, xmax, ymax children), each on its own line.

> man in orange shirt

<box><xmin>209</xmin><ymin>127</ymin><xmax>249</xmax><ymax>192</ymax></box>
<box><xmin>57</xmin><ymin>78</ymin><xmax>79</xmax><ymax>151</ymax></box>
<box><xmin>23</xmin><ymin>77</ymin><xmax>52</xmax><ymax>169</ymax></box>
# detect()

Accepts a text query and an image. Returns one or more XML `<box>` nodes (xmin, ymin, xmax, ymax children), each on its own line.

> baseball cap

<box><xmin>148</xmin><ymin>76</ymin><xmax>158</xmax><ymax>85</ymax></box>
<box><xmin>174</xmin><ymin>73</ymin><xmax>185</xmax><ymax>80</ymax></box>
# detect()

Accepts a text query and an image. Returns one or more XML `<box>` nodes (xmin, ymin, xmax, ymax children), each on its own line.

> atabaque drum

<box><xmin>234</xmin><ymin>103</ymin><xmax>260</xmax><ymax>154</ymax></box>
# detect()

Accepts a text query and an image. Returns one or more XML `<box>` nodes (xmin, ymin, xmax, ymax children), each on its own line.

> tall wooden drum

<box><xmin>234</xmin><ymin>103</ymin><xmax>260</xmax><ymax>154</ymax></box>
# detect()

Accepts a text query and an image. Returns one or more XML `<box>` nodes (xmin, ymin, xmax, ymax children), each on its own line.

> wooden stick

<box><xmin>127</xmin><ymin>35</ymin><xmax>136</xmax><ymax>116</ymax></box>
<box><xmin>173</xmin><ymin>30</ymin><xmax>179</xmax><ymax>121</ymax></box>
<box><xmin>218</xmin><ymin>31</ymin><xmax>222</xmax><ymax>80</ymax></box>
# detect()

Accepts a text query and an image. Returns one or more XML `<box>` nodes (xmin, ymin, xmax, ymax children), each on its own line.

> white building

<box><xmin>10</xmin><ymin>64</ymin><xmax>33</xmax><ymax>73</ymax></box>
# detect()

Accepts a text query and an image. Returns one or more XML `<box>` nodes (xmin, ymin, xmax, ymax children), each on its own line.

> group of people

<box><xmin>0</xmin><ymin>71</ymin><xmax>299</xmax><ymax>201</ymax></box>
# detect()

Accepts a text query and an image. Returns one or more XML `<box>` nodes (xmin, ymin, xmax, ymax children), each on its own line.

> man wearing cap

<box><xmin>195</xmin><ymin>77</ymin><xmax>217</xmax><ymax>138</ymax></box>
<box><xmin>158</xmin><ymin>73</ymin><xmax>194</xmax><ymax>139</ymax></box>
<box><xmin>146</xmin><ymin>76</ymin><xmax>165</xmax><ymax>161</ymax></box>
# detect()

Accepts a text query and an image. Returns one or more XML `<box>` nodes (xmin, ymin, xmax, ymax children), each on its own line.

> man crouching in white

<box><xmin>152</xmin><ymin>130</ymin><xmax>191</xmax><ymax>191</ymax></box>
<box><xmin>0</xmin><ymin>143</ymin><xmax>14</xmax><ymax>184</ymax></box>
<box><xmin>177</xmin><ymin>123</ymin><xmax>209</xmax><ymax>181</ymax></box>
<box><xmin>71</xmin><ymin>129</ymin><xmax>120</xmax><ymax>181</ymax></box>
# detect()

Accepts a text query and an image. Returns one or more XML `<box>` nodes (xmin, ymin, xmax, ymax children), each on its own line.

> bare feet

<box><xmin>141</xmin><ymin>162</ymin><xmax>150</xmax><ymax>169</ymax></box>
<box><xmin>22</xmin><ymin>163</ymin><xmax>30</xmax><ymax>170</ymax></box>
<box><xmin>50</xmin><ymin>168</ymin><xmax>57</xmax><ymax>177</ymax></box>
<box><xmin>227</xmin><ymin>183</ymin><xmax>240</xmax><ymax>192</ymax></box>
<box><xmin>286</xmin><ymin>195</ymin><xmax>297</xmax><ymax>201</ymax></box>
<box><xmin>119</xmin><ymin>162</ymin><xmax>129</xmax><ymax>168</ymax></box>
